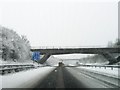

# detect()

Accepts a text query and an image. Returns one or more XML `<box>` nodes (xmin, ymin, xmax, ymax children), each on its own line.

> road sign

<box><xmin>32</xmin><ymin>52</ymin><xmax>40</xmax><ymax>61</ymax></box>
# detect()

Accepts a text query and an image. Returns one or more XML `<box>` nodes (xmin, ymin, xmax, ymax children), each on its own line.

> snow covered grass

<box><xmin>0</xmin><ymin>67</ymin><xmax>56</xmax><ymax>89</ymax></box>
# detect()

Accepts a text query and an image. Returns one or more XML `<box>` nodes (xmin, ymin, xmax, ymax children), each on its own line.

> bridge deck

<box><xmin>31</xmin><ymin>48</ymin><xmax>120</xmax><ymax>55</ymax></box>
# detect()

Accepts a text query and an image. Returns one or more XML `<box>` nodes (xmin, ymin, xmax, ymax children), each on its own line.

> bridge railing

<box><xmin>31</xmin><ymin>45</ymin><xmax>108</xmax><ymax>49</ymax></box>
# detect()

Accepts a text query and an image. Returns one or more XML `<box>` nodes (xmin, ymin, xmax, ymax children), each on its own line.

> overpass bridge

<box><xmin>30</xmin><ymin>47</ymin><xmax>120</xmax><ymax>64</ymax></box>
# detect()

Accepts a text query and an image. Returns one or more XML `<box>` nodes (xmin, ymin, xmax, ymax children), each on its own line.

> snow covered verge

<box><xmin>0</xmin><ymin>67</ymin><xmax>56</xmax><ymax>89</ymax></box>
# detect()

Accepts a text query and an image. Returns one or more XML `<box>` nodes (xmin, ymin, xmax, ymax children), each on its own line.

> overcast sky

<box><xmin>0</xmin><ymin>0</ymin><xmax>119</xmax><ymax>59</ymax></box>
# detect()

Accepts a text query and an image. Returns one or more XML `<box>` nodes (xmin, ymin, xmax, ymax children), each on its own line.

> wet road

<box><xmin>34</xmin><ymin>66</ymin><xmax>119</xmax><ymax>90</ymax></box>
<box><xmin>35</xmin><ymin>66</ymin><xmax>89</xmax><ymax>89</ymax></box>
<box><xmin>2</xmin><ymin>66</ymin><xmax>119</xmax><ymax>90</ymax></box>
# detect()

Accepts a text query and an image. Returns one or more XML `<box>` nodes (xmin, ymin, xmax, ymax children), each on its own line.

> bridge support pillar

<box><xmin>101</xmin><ymin>52</ymin><xmax>119</xmax><ymax>65</ymax></box>
<box><xmin>38</xmin><ymin>53</ymin><xmax>51</xmax><ymax>64</ymax></box>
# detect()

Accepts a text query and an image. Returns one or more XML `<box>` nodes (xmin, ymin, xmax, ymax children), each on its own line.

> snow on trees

<box><xmin>0</xmin><ymin>26</ymin><xmax>31</xmax><ymax>62</ymax></box>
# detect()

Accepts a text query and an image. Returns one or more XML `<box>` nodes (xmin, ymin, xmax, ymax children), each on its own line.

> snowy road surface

<box><xmin>1</xmin><ymin>67</ymin><xmax>56</xmax><ymax>89</ymax></box>
<box><xmin>65</xmin><ymin>67</ymin><xmax>119</xmax><ymax>88</ymax></box>
<box><xmin>76</xmin><ymin>66</ymin><xmax>119</xmax><ymax>78</ymax></box>
<box><xmin>33</xmin><ymin>66</ymin><xmax>120</xmax><ymax>88</ymax></box>
<box><xmin>0</xmin><ymin>66</ymin><xmax>119</xmax><ymax>89</ymax></box>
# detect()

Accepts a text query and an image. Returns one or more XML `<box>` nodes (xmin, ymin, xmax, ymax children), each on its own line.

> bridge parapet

<box><xmin>31</xmin><ymin>46</ymin><xmax>109</xmax><ymax>49</ymax></box>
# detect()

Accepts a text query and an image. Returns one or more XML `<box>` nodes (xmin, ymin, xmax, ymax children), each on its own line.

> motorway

<box><xmin>36</xmin><ymin>66</ymin><xmax>88</xmax><ymax>88</ymax></box>
<box><xmin>1</xmin><ymin>65</ymin><xmax>120</xmax><ymax>89</ymax></box>
<box><xmin>34</xmin><ymin>66</ymin><xmax>119</xmax><ymax>89</ymax></box>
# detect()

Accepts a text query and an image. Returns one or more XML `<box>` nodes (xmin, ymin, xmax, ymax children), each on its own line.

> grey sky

<box><xmin>0</xmin><ymin>0</ymin><xmax>119</xmax><ymax>59</ymax></box>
